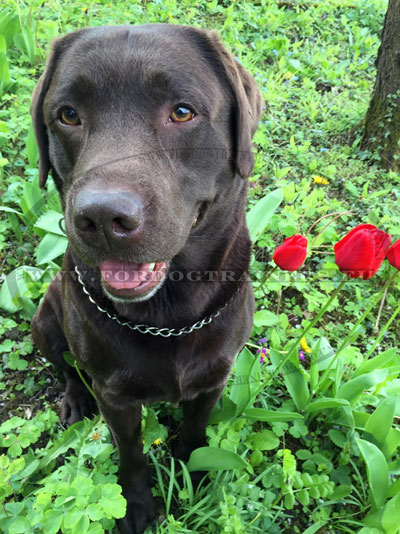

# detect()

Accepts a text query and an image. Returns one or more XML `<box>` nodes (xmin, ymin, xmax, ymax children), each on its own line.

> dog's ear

<box><xmin>192</xmin><ymin>29</ymin><xmax>264</xmax><ymax>179</ymax></box>
<box><xmin>31</xmin><ymin>30</ymin><xmax>88</xmax><ymax>188</ymax></box>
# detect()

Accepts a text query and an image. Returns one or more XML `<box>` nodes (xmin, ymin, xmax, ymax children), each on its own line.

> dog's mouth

<box><xmin>100</xmin><ymin>259</ymin><xmax>168</xmax><ymax>301</ymax></box>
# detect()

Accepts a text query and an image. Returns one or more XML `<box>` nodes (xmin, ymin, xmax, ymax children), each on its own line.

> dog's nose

<box><xmin>73</xmin><ymin>190</ymin><xmax>143</xmax><ymax>248</ymax></box>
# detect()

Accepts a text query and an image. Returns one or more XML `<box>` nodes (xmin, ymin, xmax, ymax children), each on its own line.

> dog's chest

<box><xmin>65</xmin><ymin>313</ymin><xmax>226</xmax><ymax>406</ymax></box>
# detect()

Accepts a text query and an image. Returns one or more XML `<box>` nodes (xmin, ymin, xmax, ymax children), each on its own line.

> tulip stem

<box><xmin>314</xmin><ymin>272</ymin><xmax>398</xmax><ymax>395</ymax></box>
<box><xmin>374</xmin><ymin>284</ymin><xmax>389</xmax><ymax>331</ymax></box>
<box><xmin>254</xmin><ymin>264</ymin><xmax>278</xmax><ymax>293</ymax></box>
<box><xmin>271</xmin><ymin>278</ymin><xmax>347</xmax><ymax>379</ymax></box>
<box><xmin>306</xmin><ymin>211</ymin><xmax>353</xmax><ymax>243</ymax></box>
<box><xmin>365</xmin><ymin>290</ymin><xmax>400</xmax><ymax>360</ymax></box>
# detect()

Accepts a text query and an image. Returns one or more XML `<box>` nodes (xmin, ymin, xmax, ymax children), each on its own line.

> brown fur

<box><xmin>30</xmin><ymin>24</ymin><xmax>263</xmax><ymax>534</ymax></box>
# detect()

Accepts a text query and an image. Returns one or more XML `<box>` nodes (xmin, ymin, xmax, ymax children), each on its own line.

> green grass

<box><xmin>1</xmin><ymin>1</ymin><xmax>400</xmax><ymax>533</ymax></box>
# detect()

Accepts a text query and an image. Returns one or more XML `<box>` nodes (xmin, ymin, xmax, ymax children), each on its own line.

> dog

<box><xmin>30</xmin><ymin>24</ymin><xmax>263</xmax><ymax>534</ymax></box>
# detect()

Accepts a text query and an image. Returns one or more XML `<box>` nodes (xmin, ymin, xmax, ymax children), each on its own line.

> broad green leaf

<box><xmin>382</xmin><ymin>494</ymin><xmax>400</xmax><ymax>534</ymax></box>
<box><xmin>36</xmin><ymin>417</ymin><xmax>99</xmax><ymax>474</ymax></box>
<box><xmin>246</xmin><ymin>188</ymin><xmax>283</xmax><ymax>242</ymax></box>
<box><xmin>0</xmin><ymin>12</ymin><xmax>19</xmax><ymax>46</ymax></box>
<box><xmin>43</xmin><ymin>509</ymin><xmax>63</xmax><ymax>534</ymax></box>
<box><xmin>20</xmin><ymin>181</ymin><xmax>44</xmax><ymax>223</ymax></box>
<box><xmin>0</xmin><ymin>266</ymin><xmax>42</xmax><ymax>314</ymax></box>
<box><xmin>209</xmin><ymin>395</ymin><xmax>237</xmax><ymax>424</ymax></box>
<box><xmin>142</xmin><ymin>406</ymin><xmax>167</xmax><ymax>454</ymax></box>
<box><xmin>353</xmin><ymin>348</ymin><xmax>399</xmax><ymax>378</ymax></box>
<box><xmin>336</xmin><ymin>369</ymin><xmax>389</xmax><ymax>404</ymax></box>
<box><xmin>315</xmin><ymin>337</ymin><xmax>336</xmax><ymax>371</ymax></box>
<box><xmin>9</xmin><ymin>517</ymin><xmax>31</xmax><ymax>534</ymax></box>
<box><xmin>356</xmin><ymin>438</ymin><xmax>389</xmax><ymax>509</ymax></box>
<box><xmin>187</xmin><ymin>447</ymin><xmax>247</xmax><ymax>472</ymax></box>
<box><xmin>383</xmin><ymin>428</ymin><xmax>400</xmax><ymax>459</ymax></box>
<box><xmin>244</xmin><ymin>408</ymin><xmax>303</xmax><ymax>422</ymax></box>
<box><xmin>253</xmin><ymin>310</ymin><xmax>279</xmax><ymax>327</ymax></box>
<box><xmin>250</xmin><ymin>429</ymin><xmax>279</xmax><ymax>451</ymax></box>
<box><xmin>305</xmin><ymin>397</ymin><xmax>350</xmax><ymax>413</ymax></box>
<box><xmin>36</xmin><ymin>233</ymin><xmax>68</xmax><ymax>264</ymax></box>
<box><xmin>365</xmin><ymin>397</ymin><xmax>396</xmax><ymax>448</ymax></box>
<box><xmin>100</xmin><ymin>484</ymin><xmax>126</xmax><ymax>518</ymax></box>
<box><xmin>26</xmin><ymin>123</ymin><xmax>38</xmax><ymax>168</ymax></box>
<box><xmin>230</xmin><ymin>348</ymin><xmax>260</xmax><ymax>415</ymax></box>
<box><xmin>0</xmin><ymin>205</ymin><xmax>26</xmax><ymax>224</ymax></box>
<box><xmin>302</xmin><ymin>522</ymin><xmax>329</xmax><ymax>534</ymax></box>
<box><xmin>34</xmin><ymin>210</ymin><xmax>66</xmax><ymax>236</ymax></box>
<box><xmin>270</xmin><ymin>349</ymin><xmax>309</xmax><ymax>411</ymax></box>
<box><xmin>0</xmin><ymin>51</ymin><xmax>10</xmax><ymax>97</ymax></box>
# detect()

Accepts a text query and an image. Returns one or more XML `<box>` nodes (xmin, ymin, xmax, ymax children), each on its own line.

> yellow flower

<box><xmin>313</xmin><ymin>175</ymin><xmax>329</xmax><ymax>185</ymax></box>
<box><xmin>300</xmin><ymin>337</ymin><xmax>312</xmax><ymax>354</ymax></box>
<box><xmin>92</xmin><ymin>432</ymin><xmax>101</xmax><ymax>440</ymax></box>
<box><xmin>168</xmin><ymin>14</ymin><xmax>173</xmax><ymax>18</ymax></box>
<box><xmin>153</xmin><ymin>438</ymin><xmax>162</xmax><ymax>446</ymax></box>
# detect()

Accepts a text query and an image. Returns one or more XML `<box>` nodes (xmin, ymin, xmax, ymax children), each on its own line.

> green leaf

<box><xmin>142</xmin><ymin>406</ymin><xmax>167</xmax><ymax>454</ymax></box>
<box><xmin>270</xmin><ymin>349</ymin><xmax>309</xmax><ymax>411</ymax></box>
<box><xmin>353</xmin><ymin>348</ymin><xmax>399</xmax><ymax>378</ymax></box>
<box><xmin>26</xmin><ymin>123</ymin><xmax>38</xmax><ymax>168</ymax></box>
<box><xmin>253</xmin><ymin>310</ymin><xmax>279</xmax><ymax>327</ymax></box>
<box><xmin>43</xmin><ymin>509</ymin><xmax>63</xmax><ymax>534</ymax></box>
<box><xmin>63</xmin><ymin>351</ymin><xmax>76</xmax><ymax>367</ymax></box>
<box><xmin>383</xmin><ymin>428</ymin><xmax>400</xmax><ymax>459</ymax></box>
<box><xmin>250</xmin><ymin>429</ymin><xmax>279</xmax><ymax>451</ymax></box>
<box><xmin>229</xmin><ymin>348</ymin><xmax>260</xmax><ymax>415</ymax></box>
<box><xmin>0</xmin><ymin>266</ymin><xmax>42</xmax><ymax>314</ymax></box>
<box><xmin>87</xmin><ymin>503</ymin><xmax>104</xmax><ymax>522</ymax></box>
<box><xmin>382</xmin><ymin>494</ymin><xmax>400</xmax><ymax>534</ymax></box>
<box><xmin>9</xmin><ymin>517</ymin><xmax>31</xmax><ymax>534</ymax></box>
<box><xmin>187</xmin><ymin>447</ymin><xmax>248</xmax><ymax>472</ymax></box>
<box><xmin>20</xmin><ymin>181</ymin><xmax>44</xmax><ymax>223</ymax></box>
<box><xmin>100</xmin><ymin>484</ymin><xmax>126</xmax><ymax>518</ymax></box>
<box><xmin>356</xmin><ymin>438</ymin><xmax>389</xmax><ymax>509</ymax></box>
<box><xmin>302</xmin><ymin>522</ymin><xmax>329</xmax><ymax>534</ymax></box>
<box><xmin>246</xmin><ymin>188</ymin><xmax>283</xmax><ymax>242</ymax></box>
<box><xmin>209</xmin><ymin>395</ymin><xmax>237</xmax><ymax>424</ymax></box>
<box><xmin>36</xmin><ymin>233</ymin><xmax>68</xmax><ymax>264</ymax></box>
<box><xmin>305</xmin><ymin>397</ymin><xmax>350</xmax><ymax>413</ymax></box>
<box><xmin>365</xmin><ymin>397</ymin><xmax>396</xmax><ymax>448</ymax></box>
<box><xmin>34</xmin><ymin>210</ymin><xmax>65</xmax><ymax>236</ymax></box>
<box><xmin>0</xmin><ymin>51</ymin><xmax>10</xmax><ymax>98</ymax></box>
<box><xmin>336</xmin><ymin>369</ymin><xmax>390</xmax><ymax>405</ymax></box>
<box><xmin>244</xmin><ymin>408</ymin><xmax>303</xmax><ymax>422</ymax></box>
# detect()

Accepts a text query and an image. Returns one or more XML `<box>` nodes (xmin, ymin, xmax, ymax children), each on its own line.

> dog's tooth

<box><xmin>147</xmin><ymin>262</ymin><xmax>156</xmax><ymax>272</ymax></box>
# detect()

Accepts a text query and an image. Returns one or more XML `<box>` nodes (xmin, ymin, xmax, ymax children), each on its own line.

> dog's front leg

<box><xmin>95</xmin><ymin>397</ymin><xmax>156</xmax><ymax>534</ymax></box>
<box><xmin>173</xmin><ymin>385</ymin><xmax>225</xmax><ymax>462</ymax></box>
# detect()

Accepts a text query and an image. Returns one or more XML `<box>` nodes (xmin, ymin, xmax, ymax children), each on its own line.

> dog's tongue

<box><xmin>100</xmin><ymin>260</ymin><xmax>152</xmax><ymax>289</ymax></box>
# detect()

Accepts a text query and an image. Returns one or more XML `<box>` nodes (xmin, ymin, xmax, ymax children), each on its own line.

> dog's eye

<box><xmin>60</xmin><ymin>108</ymin><xmax>81</xmax><ymax>126</ymax></box>
<box><xmin>170</xmin><ymin>106</ymin><xmax>195</xmax><ymax>123</ymax></box>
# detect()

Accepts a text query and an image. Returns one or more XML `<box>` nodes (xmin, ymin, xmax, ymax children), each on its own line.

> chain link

<box><xmin>74</xmin><ymin>266</ymin><xmax>239</xmax><ymax>337</ymax></box>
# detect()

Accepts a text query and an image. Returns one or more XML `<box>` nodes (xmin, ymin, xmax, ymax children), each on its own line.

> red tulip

<box><xmin>334</xmin><ymin>224</ymin><xmax>391</xmax><ymax>279</ymax></box>
<box><xmin>387</xmin><ymin>238</ymin><xmax>400</xmax><ymax>270</ymax></box>
<box><xmin>273</xmin><ymin>235</ymin><xmax>308</xmax><ymax>271</ymax></box>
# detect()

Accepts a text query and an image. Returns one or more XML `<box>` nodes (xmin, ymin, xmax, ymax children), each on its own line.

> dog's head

<box><xmin>31</xmin><ymin>24</ymin><xmax>263</xmax><ymax>302</ymax></box>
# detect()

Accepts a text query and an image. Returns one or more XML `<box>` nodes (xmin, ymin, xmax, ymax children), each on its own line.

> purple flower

<box><xmin>257</xmin><ymin>337</ymin><xmax>267</xmax><ymax>345</ymax></box>
<box><xmin>299</xmin><ymin>350</ymin><xmax>306</xmax><ymax>362</ymax></box>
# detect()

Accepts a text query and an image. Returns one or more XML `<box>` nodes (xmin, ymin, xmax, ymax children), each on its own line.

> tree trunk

<box><xmin>361</xmin><ymin>0</ymin><xmax>400</xmax><ymax>171</ymax></box>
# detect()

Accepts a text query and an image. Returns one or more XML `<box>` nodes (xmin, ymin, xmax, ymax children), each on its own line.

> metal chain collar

<box><xmin>74</xmin><ymin>265</ymin><xmax>240</xmax><ymax>338</ymax></box>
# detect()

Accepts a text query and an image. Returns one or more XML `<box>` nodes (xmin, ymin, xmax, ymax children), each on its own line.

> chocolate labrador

<box><xmin>30</xmin><ymin>24</ymin><xmax>262</xmax><ymax>534</ymax></box>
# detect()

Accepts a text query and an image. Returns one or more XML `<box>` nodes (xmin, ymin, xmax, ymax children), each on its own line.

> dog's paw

<box><xmin>60</xmin><ymin>380</ymin><xmax>97</xmax><ymax>425</ymax></box>
<box><xmin>117</xmin><ymin>495</ymin><xmax>157</xmax><ymax>534</ymax></box>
